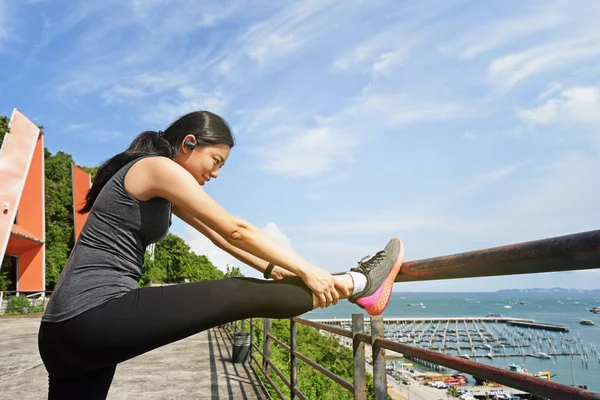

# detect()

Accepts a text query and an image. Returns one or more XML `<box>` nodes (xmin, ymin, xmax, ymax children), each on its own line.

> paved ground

<box><xmin>0</xmin><ymin>314</ymin><xmax>267</xmax><ymax>399</ymax></box>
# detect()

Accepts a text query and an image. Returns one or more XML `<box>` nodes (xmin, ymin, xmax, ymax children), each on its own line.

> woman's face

<box><xmin>177</xmin><ymin>135</ymin><xmax>230</xmax><ymax>186</ymax></box>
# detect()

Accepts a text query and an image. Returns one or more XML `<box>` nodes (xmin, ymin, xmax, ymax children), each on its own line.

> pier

<box><xmin>312</xmin><ymin>316</ymin><xmax>596</xmax><ymax>371</ymax></box>
<box><xmin>507</xmin><ymin>320</ymin><xmax>570</xmax><ymax>332</ymax></box>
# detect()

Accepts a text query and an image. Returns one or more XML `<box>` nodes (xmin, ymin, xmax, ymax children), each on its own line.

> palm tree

<box><xmin>447</xmin><ymin>385</ymin><xmax>460</xmax><ymax>398</ymax></box>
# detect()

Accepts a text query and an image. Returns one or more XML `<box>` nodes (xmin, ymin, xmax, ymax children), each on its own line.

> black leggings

<box><xmin>38</xmin><ymin>277</ymin><xmax>314</xmax><ymax>399</ymax></box>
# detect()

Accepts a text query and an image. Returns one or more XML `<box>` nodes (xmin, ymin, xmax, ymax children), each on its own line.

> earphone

<box><xmin>183</xmin><ymin>139</ymin><xmax>197</xmax><ymax>150</ymax></box>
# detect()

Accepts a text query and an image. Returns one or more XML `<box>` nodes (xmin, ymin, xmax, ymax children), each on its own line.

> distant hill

<box><xmin>497</xmin><ymin>288</ymin><xmax>600</xmax><ymax>293</ymax></box>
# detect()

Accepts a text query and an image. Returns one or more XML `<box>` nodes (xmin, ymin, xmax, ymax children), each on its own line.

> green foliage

<box><xmin>0</xmin><ymin>269</ymin><xmax>11</xmax><ymax>292</ymax></box>
<box><xmin>44</xmin><ymin>151</ymin><xmax>76</xmax><ymax>289</ymax></box>
<box><xmin>8</xmin><ymin>295</ymin><xmax>30</xmax><ymax>312</ymax></box>
<box><xmin>249</xmin><ymin>319</ymin><xmax>381</xmax><ymax>400</ymax></box>
<box><xmin>140</xmin><ymin>234</ymin><xmax>226</xmax><ymax>286</ymax></box>
<box><xmin>80</xmin><ymin>165</ymin><xmax>98</xmax><ymax>181</ymax></box>
<box><xmin>0</xmin><ymin>115</ymin><xmax>8</xmax><ymax>147</ymax></box>
<box><xmin>447</xmin><ymin>385</ymin><xmax>460</xmax><ymax>397</ymax></box>
<box><xmin>224</xmin><ymin>265</ymin><xmax>243</xmax><ymax>278</ymax></box>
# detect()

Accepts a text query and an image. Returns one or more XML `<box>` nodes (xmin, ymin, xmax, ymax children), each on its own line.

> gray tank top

<box><xmin>42</xmin><ymin>155</ymin><xmax>172</xmax><ymax>323</ymax></box>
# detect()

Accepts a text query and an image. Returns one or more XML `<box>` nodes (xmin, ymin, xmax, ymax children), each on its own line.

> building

<box><xmin>0</xmin><ymin>109</ymin><xmax>90</xmax><ymax>293</ymax></box>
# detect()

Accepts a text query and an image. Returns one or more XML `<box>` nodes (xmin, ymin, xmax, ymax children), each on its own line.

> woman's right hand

<box><xmin>300</xmin><ymin>266</ymin><xmax>339</xmax><ymax>308</ymax></box>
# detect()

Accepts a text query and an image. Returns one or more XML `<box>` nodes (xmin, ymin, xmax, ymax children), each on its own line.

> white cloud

<box><xmin>222</xmin><ymin>0</ymin><xmax>342</xmax><ymax>70</ymax></box>
<box><xmin>0</xmin><ymin>0</ymin><xmax>12</xmax><ymax>51</ymax></box>
<box><xmin>63</xmin><ymin>123</ymin><xmax>90</xmax><ymax>132</ymax></box>
<box><xmin>252</xmin><ymin>125</ymin><xmax>358</xmax><ymax>178</ymax></box>
<box><xmin>538</xmin><ymin>81</ymin><xmax>563</xmax><ymax>100</ymax></box>
<box><xmin>471</xmin><ymin>163</ymin><xmax>524</xmax><ymax>187</ymax></box>
<box><xmin>458</xmin><ymin>4</ymin><xmax>566</xmax><ymax>59</ymax></box>
<box><xmin>247</xmin><ymin>33</ymin><xmax>300</xmax><ymax>65</ymax></box>
<box><xmin>488</xmin><ymin>41</ymin><xmax>600</xmax><ymax>91</ymax></box>
<box><xmin>517</xmin><ymin>85</ymin><xmax>600</xmax><ymax>127</ymax></box>
<box><xmin>143</xmin><ymin>90</ymin><xmax>228</xmax><ymax>125</ymax></box>
<box><xmin>262</xmin><ymin>222</ymin><xmax>293</xmax><ymax>248</ymax></box>
<box><xmin>333</xmin><ymin>36</ymin><xmax>408</xmax><ymax>75</ymax></box>
<box><xmin>288</xmin><ymin>212</ymin><xmax>441</xmax><ymax>237</ymax></box>
<box><xmin>347</xmin><ymin>92</ymin><xmax>473</xmax><ymax>127</ymax></box>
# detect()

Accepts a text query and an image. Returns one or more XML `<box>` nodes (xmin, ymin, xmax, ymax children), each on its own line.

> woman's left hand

<box><xmin>270</xmin><ymin>266</ymin><xmax>297</xmax><ymax>280</ymax></box>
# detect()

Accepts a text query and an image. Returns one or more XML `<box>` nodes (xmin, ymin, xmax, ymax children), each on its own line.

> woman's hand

<box><xmin>270</xmin><ymin>266</ymin><xmax>297</xmax><ymax>280</ymax></box>
<box><xmin>300</xmin><ymin>266</ymin><xmax>339</xmax><ymax>308</ymax></box>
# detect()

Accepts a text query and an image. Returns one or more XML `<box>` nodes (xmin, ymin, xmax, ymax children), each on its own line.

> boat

<box><xmin>580</xmin><ymin>319</ymin><xmax>595</xmax><ymax>326</ymax></box>
<box><xmin>533</xmin><ymin>352</ymin><xmax>551</xmax><ymax>359</ymax></box>
<box><xmin>509</xmin><ymin>364</ymin><xmax>555</xmax><ymax>381</ymax></box>
<box><xmin>486</xmin><ymin>313</ymin><xmax>503</xmax><ymax>318</ymax></box>
<box><xmin>407</xmin><ymin>302</ymin><xmax>424</xmax><ymax>307</ymax></box>
<box><xmin>503</xmin><ymin>305</ymin><xmax>512</xmax><ymax>309</ymax></box>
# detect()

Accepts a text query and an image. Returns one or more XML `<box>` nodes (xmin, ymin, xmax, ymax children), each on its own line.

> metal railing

<box><xmin>226</xmin><ymin>229</ymin><xmax>600</xmax><ymax>400</ymax></box>
<box><xmin>0</xmin><ymin>291</ymin><xmax>51</xmax><ymax>315</ymax></box>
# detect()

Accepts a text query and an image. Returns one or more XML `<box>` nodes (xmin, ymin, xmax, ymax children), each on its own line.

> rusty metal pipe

<box><xmin>395</xmin><ymin>229</ymin><xmax>600</xmax><ymax>282</ymax></box>
<box><xmin>376</xmin><ymin>338</ymin><xmax>600</xmax><ymax>399</ymax></box>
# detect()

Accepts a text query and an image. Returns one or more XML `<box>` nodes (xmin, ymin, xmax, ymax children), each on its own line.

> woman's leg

<box><xmin>46</xmin><ymin>366</ymin><xmax>116</xmax><ymax>400</ymax></box>
<box><xmin>39</xmin><ymin>276</ymin><xmax>348</xmax><ymax>385</ymax></box>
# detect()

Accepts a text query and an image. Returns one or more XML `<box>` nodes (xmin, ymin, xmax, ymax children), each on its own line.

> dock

<box><xmin>507</xmin><ymin>320</ymin><xmax>569</xmax><ymax>332</ymax></box>
<box><xmin>313</xmin><ymin>316</ymin><xmax>595</xmax><ymax>371</ymax></box>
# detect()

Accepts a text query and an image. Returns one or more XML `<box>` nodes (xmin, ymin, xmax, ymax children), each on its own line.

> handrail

<box><xmin>395</xmin><ymin>229</ymin><xmax>600</xmax><ymax>282</ymax></box>
<box><xmin>226</xmin><ymin>229</ymin><xmax>600</xmax><ymax>399</ymax></box>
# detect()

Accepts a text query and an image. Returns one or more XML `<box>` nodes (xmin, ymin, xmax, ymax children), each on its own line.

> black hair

<box><xmin>79</xmin><ymin>111</ymin><xmax>234</xmax><ymax>213</ymax></box>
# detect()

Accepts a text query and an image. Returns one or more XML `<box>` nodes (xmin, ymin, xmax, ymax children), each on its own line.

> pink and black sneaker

<box><xmin>348</xmin><ymin>238</ymin><xmax>404</xmax><ymax>316</ymax></box>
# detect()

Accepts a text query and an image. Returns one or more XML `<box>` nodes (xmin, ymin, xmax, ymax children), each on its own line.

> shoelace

<box><xmin>352</xmin><ymin>250</ymin><xmax>385</xmax><ymax>274</ymax></box>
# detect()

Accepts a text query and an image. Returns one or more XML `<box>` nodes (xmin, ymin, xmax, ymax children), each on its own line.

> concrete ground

<box><xmin>0</xmin><ymin>314</ymin><xmax>267</xmax><ymax>399</ymax></box>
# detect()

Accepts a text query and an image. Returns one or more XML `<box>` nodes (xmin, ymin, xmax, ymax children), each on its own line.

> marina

<box><xmin>313</xmin><ymin>316</ymin><xmax>600</xmax><ymax>371</ymax></box>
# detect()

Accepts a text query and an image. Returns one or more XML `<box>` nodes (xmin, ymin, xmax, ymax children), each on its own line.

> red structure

<box><xmin>0</xmin><ymin>109</ymin><xmax>91</xmax><ymax>293</ymax></box>
<box><xmin>72</xmin><ymin>164</ymin><xmax>92</xmax><ymax>242</ymax></box>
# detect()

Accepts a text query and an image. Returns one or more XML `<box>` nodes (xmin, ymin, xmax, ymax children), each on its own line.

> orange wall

<box><xmin>16</xmin><ymin>134</ymin><xmax>45</xmax><ymax>291</ymax></box>
<box><xmin>16</xmin><ymin>243</ymin><xmax>44</xmax><ymax>291</ymax></box>
<box><xmin>0</xmin><ymin>109</ymin><xmax>42</xmax><ymax>264</ymax></box>
<box><xmin>72</xmin><ymin>164</ymin><xmax>91</xmax><ymax>242</ymax></box>
<box><xmin>18</xmin><ymin>133</ymin><xmax>45</xmax><ymax>240</ymax></box>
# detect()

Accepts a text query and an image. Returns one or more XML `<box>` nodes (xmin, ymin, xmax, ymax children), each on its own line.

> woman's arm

<box><xmin>172</xmin><ymin>205</ymin><xmax>296</xmax><ymax>279</ymax></box>
<box><xmin>133</xmin><ymin>157</ymin><xmax>317</xmax><ymax>282</ymax></box>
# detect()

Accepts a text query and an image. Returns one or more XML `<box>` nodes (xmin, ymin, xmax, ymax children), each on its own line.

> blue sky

<box><xmin>1</xmin><ymin>0</ymin><xmax>599</xmax><ymax>291</ymax></box>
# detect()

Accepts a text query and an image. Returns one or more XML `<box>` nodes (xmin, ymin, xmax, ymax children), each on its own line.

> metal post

<box><xmin>241</xmin><ymin>318</ymin><xmax>246</xmax><ymax>332</ymax></box>
<box><xmin>249</xmin><ymin>318</ymin><xmax>254</xmax><ymax>363</ymax></box>
<box><xmin>352</xmin><ymin>313</ymin><xmax>367</xmax><ymax>400</ymax></box>
<box><xmin>290</xmin><ymin>319</ymin><xmax>298</xmax><ymax>400</ymax></box>
<box><xmin>371</xmin><ymin>315</ymin><xmax>387</xmax><ymax>400</ymax></box>
<box><xmin>263</xmin><ymin>318</ymin><xmax>272</xmax><ymax>377</ymax></box>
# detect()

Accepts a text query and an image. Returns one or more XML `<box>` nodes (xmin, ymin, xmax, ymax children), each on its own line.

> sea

<box><xmin>303</xmin><ymin>291</ymin><xmax>600</xmax><ymax>393</ymax></box>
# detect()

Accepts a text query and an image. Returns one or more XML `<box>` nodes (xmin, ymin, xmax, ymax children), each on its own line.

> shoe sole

<box><xmin>356</xmin><ymin>238</ymin><xmax>404</xmax><ymax>316</ymax></box>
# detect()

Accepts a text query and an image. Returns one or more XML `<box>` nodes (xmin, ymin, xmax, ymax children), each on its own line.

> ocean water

<box><xmin>303</xmin><ymin>291</ymin><xmax>600</xmax><ymax>393</ymax></box>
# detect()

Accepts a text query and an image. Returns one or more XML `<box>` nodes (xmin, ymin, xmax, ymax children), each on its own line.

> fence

<box><xmin>227</xmin><ymin>229</ymin><xmax>600</xmax><ymax>400</ymax></box>
<box><xmin>0</xmin><ymin>291</ymin><xmax>51</xmax><ymax>315</ymax></box>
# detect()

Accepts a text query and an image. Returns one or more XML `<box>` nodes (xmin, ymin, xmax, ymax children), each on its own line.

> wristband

<box><xmin>264</xmin><ymin>263</ymin><xmax>276</xmax><ymax>279</ymax></box>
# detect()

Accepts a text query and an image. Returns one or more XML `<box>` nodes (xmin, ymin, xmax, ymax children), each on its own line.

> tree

<box><xmin>0</xmin><ymin>115</ymin><xmax>8</xmax><ymax>147</ymax></box>
<box><xmin>44</xmin><ymin>151</ymin><xmax>76</xmax><ymax>289</ymax></box>
<box><xmin>224</xmin><ymin>265</ymin><xmax>243</xmax><ymax>278</ymax></box>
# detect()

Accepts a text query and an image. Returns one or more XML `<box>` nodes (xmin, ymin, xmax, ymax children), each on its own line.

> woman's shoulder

<box><xmin>124</xmin><ymin>156</ymin><xmax>186</xmax><ymax>201</ymax></box>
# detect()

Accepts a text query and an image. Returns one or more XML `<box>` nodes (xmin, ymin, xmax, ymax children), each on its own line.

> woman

<box><xmin>38</xmin><ymin>110</ymin><xmax>404</xmax><ymax>399</ymax></box>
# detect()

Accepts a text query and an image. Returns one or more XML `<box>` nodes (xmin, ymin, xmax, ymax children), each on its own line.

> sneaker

<box><xmin>348</xmin><ymin>238</ymin><xmax>404</xmax><ymax>316</ymax></box>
